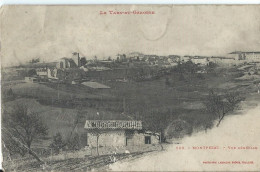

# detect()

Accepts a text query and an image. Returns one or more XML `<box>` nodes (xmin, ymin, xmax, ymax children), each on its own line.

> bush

<box><xmin>49</xmin><ymin>132</ymin><xmax>65</xmax><ymax>153</ymax></box>
<box><xmin>28</xmin><ymin>69</ymin><xmax>37</xmax><ymax>77</ymax></box>
<box><xmin>3</xmin><ymin>88</ymin><xmax>16</xmax><ymax>101</ymax></box>
<box><xmin>67</xmin><ymin>133</ymin><xmax>81</xmax><ymax>151</ymax></box>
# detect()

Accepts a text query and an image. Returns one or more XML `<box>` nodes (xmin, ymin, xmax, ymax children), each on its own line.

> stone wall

<box><xmin>87</xmin><ymin>130</ymin><xmax>126</xmax><ymax>147</ymax></box>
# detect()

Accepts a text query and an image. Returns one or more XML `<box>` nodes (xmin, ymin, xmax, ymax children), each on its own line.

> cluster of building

<box><xmin>115</xmin><ymin>51</ymin><xmax>260</xmax><ymax>68</ymax></box>
<box><xmin>182</xmin><ymin>51</ymin><xmax>260</xmax><ymax>66</ymax></box>
<box><xmin>186</xmin><ymin>52</ymin><xmax>260</xmax><ymax>66</ymax></box>
<box><xmin>23</xmin><ymin>52</ymin><xmax>85</xmax><ymax>83</ymax></box>
<box><xmin>23</xmin><ymin>51</ymin><xmax>260</xmax><ymax>84</ymax></box>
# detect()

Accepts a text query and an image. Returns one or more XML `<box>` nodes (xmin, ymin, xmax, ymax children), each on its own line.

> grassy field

<box><xmin>2</xmin><ymin>64</ymin><xmax>260</xmax><ymax>171</ymax></box>
<box><xmin>2</xmin><ymin>65</ymin><xmax>254</xmax><ymax>151</ymax></box>
<box><xmin>2</xmin><ymin>82</ymin><xmax>102</xmax><ymax>99</ymax></box>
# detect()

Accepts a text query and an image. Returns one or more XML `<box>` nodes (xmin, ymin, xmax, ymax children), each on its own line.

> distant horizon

<box><xmin>3</xmin><ymin>49</ymin><xmax>260</xmax><ymax>67</ymax></box>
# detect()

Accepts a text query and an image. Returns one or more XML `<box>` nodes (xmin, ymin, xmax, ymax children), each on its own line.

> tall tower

<box><xmin>72</xmin><ymin>52</ymin><xmax>80</xmax><ymax>67</ymax></box>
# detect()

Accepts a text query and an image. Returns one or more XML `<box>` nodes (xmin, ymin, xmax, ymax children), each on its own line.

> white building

<box><xmin>55</xmin><ymin>57</ymin><xmax>78</xmax><ymax>69</ymax></box>
<box><xmin>85</xmin><ymin>120</ymin><xmax>160</xmax><ymax>147</ymax></box>
<box><xmin>180</xmin><ymin>56</ymin><xmax>192</xmax><ymax>63</ymax></box>
<box><xmin>209</xmin><ymin>56</ymin><xmax>237</xmax><ymax>66</ymax></box>
<box><xmin>128</xmin><ymin>52</ymin><xmax>144</xmax><ymax>60</ymax></box>
<box><xmin>228</xmin><ymin>51</ymin><xmax>260</xmax><ymax>63</ymax></box>
<box><xmin>191</xmin><ymin>56</ymin><xmax>209</xmax><ymax>65</ymax></box>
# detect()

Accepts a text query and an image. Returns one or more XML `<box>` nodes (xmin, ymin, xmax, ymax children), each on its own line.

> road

<box><xmin>110</xmin><ymin>93</ymin><xmax>260</xmax><ymax>171</ymax></box>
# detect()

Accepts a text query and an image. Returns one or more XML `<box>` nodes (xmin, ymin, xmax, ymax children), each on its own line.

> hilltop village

<box><xmin>4</xmin><ymin>51</ymin><xmax>260</xmax><ymax>85</ymax></box>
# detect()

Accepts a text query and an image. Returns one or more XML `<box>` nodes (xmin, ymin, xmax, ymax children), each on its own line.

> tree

<box><xmin>72</xmin><ymin>52</ymin><xmax>79</xmax><ymax>55</ymax></box>
<box><xmin>143</xmin><ymin>110</ymin><xmax>176</xmax><ymax>150</ymax></box>
<box><xmin>4</xmin><ymin>88</ymin><xmax>15</xmax><ymax>101</ymax></box>
<box><xmin>30</xmin><ymin>58</ymin><xmax>40</xmax><ymax>63</ymax></box>
<box><xmin>204</xmin><ymin>90</ymin><xmax>225</xmax><ymax>126</ymax></box>
<box><xmin>164</xmin><ymin>119</ymin><xmax>192</xmax><ymax>139</ymax></box>
<box><xmin>204</xmin><ymin>90</ymin><xmax>244</xmax><ymax>127</ymax></box>
<box><xmin>2</xmin><ymin>127</ymin><xmax>27</xmax><ymax>156</ymax></box>
<box><xmin>224</xmin><ymin>91</ymin><xmax>245</xmax><ymax>113</ymax></box>
<box><xmin>2</xmin><ymin>127</ymin><xmax>44</xmax><ymax>163</ymax></box>
<box><xmin>176</xmin><ymin>61</ymin><xmax>199</xmax><ymax>74</ymax></box>
<box><xmin>80</xmin><ymin>57</ymin><xmax>87</xmax><ymax>66</ymax></box>
<box><xmin>184</xmin><ymin>61</ymin><xmax>198</xmax><ymax>74</ymax></box>
<box><xmin>49</xmin><ymin>132</ymin><xmax>65</xmax><ymax>153</ymax></box>
<box><xmin>208</xmin><ymin>62</ymin><xmax>217</xmax><ymax>69</ymax></box>
<box><xmin>7</xmin><ymin>88</ymin><xmax>14</xmax><ymax>96</ymax></box>
<box><xmin>56</xmin><ymin>107</ymin><xmax>87</xmax><ymax>151</ymax></box>
<box><xmin>176</xmin><ymin>61</ymin><xmax>183</xmax><ymax>73</ymax></box>
<box><xmin>65</xmin><ymin>109</ymin><xmax>86</xmax><ymax>150</ymax></box>
<box><xmin>2</xmin><ymin>104</ymin><xmax>48</xmax><ymax>163</ymax></box>
<box><xmin>28</xmin><ymin>69</ymin><xmax>37</xmax><ymax>77</ymax></box>
<box><xmin>4</xmin><ymin>104</ymin><xmax>48</xmax><ymax>150</ymax></box>
<box><xmin>206</xmin><ymin>62</ymin><xmax>217</xmax><ymax>74</ymax></box>
<box><xmin>94</xmin><ymin>56</ymin><xmax>98</xmax><ymax>62</ymax></box>
<box><xmin>49</xmin><ymin>110</ymin><xmax>85</xmax><ymax>153</ymax></box>
<box><xmin>67</xmin><ymin>133</ymin><xmax>81</xmax><ymax>151</ymax></box>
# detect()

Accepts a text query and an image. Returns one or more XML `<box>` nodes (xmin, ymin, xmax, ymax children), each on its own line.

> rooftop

<box><xmin>229</xmin><ymin>51</ymin><xmax>260</xmax><ymax>54</ymax></box>
<box><xmin>211</xmin><ymin>56</ymin><xmax>235</xmax><ymax>59</ymax></box>
<box><xmin>84</xmin><ymin>120</ymin><xmax>142</xmax><ymax>130</ymax></box>
<box><xmin>81</xmin><ymin>81</ymin><xmax>110</xmax><ymax>89</ymax></box>
<box><xmin>193</xmin><ymin>56</ymin><xmax>208</xmax><ymax>59</ymax></box>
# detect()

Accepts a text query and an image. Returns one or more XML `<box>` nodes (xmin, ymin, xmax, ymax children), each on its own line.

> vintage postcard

<box><xmin>1</xmin><ymin>5</ymin><xmax>260</xmax><ymax>171</ymax></box>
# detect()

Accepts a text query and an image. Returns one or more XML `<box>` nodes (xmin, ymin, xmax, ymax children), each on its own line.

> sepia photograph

<box><xmin>1</xmin><ymin>4</ymin><xmax>260</xmax><ymax>171</ymax></box>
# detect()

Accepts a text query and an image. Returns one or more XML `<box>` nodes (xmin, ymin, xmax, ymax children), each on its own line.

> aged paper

<box><xmin>1</xmin><ymin>5</ymin><xmax>260</xmax><ymax>171</ymax></box>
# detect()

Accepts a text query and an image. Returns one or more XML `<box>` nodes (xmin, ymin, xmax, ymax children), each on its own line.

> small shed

<box><xmin>84</xmin><ymin>120</ymin><xmax>159</xmax><ymax>147</ymax></box>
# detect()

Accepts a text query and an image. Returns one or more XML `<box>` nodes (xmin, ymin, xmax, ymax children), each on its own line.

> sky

<box><xmin>1</xmin><ymin>5</ymin><xmax>260</xmax><ymax>66</ymax></box>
